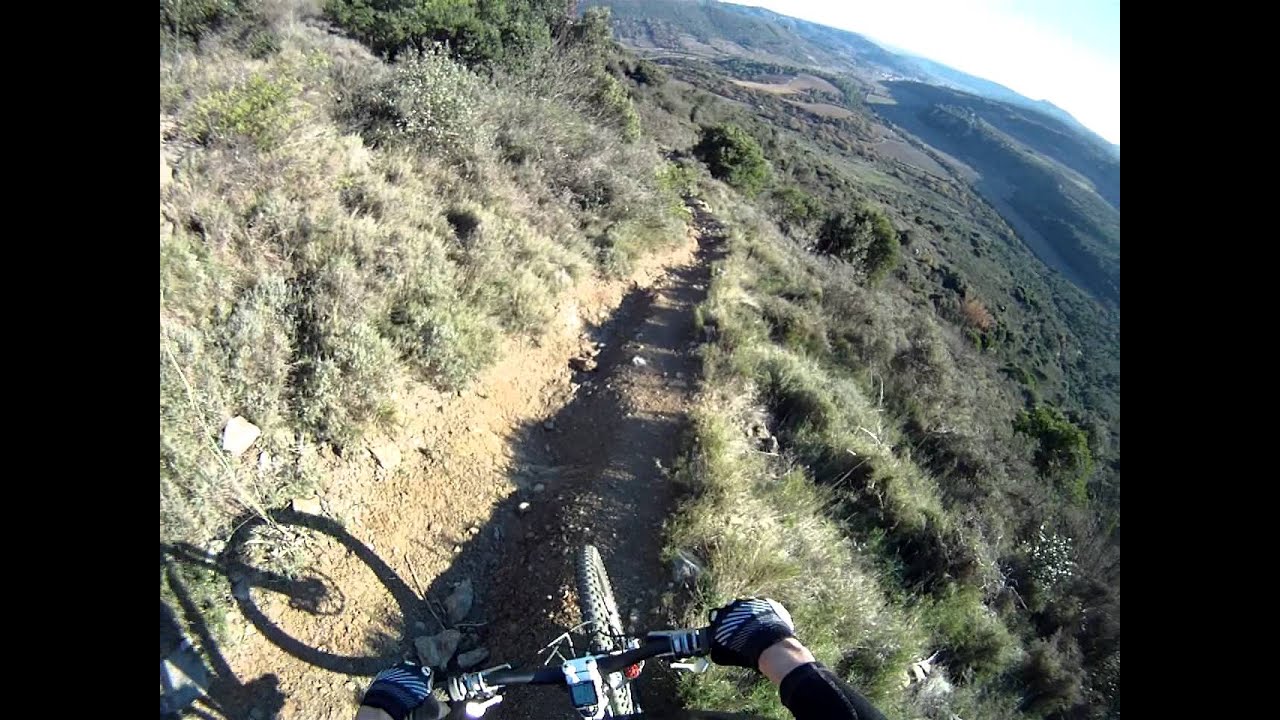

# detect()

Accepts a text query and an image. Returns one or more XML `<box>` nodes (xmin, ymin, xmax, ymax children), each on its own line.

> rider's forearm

<box><xmin>758</xmin><ymin>637</ymin><xmax>816</xmax><ymax>684</ymax></box>
<box><xmin>355</xmin><ymin>706</ymin><xmax>393</xmax><ymax>720</ymax></box>
<box><xmin>759</xmin><ymin>639</ymin><xmax>888</xmax><ymax>720</ymax></box>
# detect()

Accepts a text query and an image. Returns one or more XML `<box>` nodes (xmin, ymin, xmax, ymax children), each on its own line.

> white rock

<box><xmin>517</xmin><ymin>501</ymin><xmax>532</xmax><ymax>514</ymax></box>
<box><xmin>671</xmin><ymin>550</ymin><xmax>704</xmax><ymax>584</ymax></box>
<box><xmin>631</xmin><ymin>356</ymin><xmax>647</xmax><ymax>366</ymax></box>
<box><xmin>444</xmin><ymin>579</ymin><xmax>474</xmax><ymax>624</ymax></box>
<box><xmin>369</xmin><ymin>442</ymin><xmax>401</xmax><ymax>470</ymax></box>
<box><xmin>291</xmin><ymin>497</ymin><xmax>322</xmax><ymax>515</ymax></box>
<box><xmin>221</xmin><ymin>416</ymin><xmax>261</xmax><ymax>457</ymax></box>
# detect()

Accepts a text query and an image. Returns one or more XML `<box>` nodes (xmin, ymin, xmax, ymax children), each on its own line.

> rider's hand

<box><xmin>360</xmin><ymin>661</ymin><xmax>434</xmax><ymax>720</ymax></box>
<box><xmin>706</xmin><ymin>597</ymin><xmax>797</xmax><ymax>669</ymax></box>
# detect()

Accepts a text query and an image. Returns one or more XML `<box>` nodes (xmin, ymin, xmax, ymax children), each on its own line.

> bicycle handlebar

<box><xmin>446</xmin><ymin>627</ymin><xmax>711</xmax><ymax>700</ymax></box>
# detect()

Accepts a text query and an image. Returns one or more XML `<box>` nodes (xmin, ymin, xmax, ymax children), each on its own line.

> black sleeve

<box><xmin>779</xmin><ymin>662</ymin><xmax>888</xmax><ymax>720</ymax></box>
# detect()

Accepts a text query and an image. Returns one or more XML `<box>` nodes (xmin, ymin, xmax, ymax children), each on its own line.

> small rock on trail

<box><xmin>671</xmin><ymin>549</ymin><xmax>705</xmax><ymax>585</ymax></box>
<box><xmin>414</xmin><ymin>629</ymin><xmax>462</xmax><ymax>670</ymax></box>
<box><xmin>222</xmin><ymin>416</ymin><xmax>261</xmax><ymax>456</ymax></box>
<box><xmin>290</xmin><ymin>497</ymin><xmax>322</xmax><ymax>515</ymax></box>
<box><xmin>444</xmin><ymin>579</ymin><xmax>475</xmax><ymax>624</ymax></box>
<box><xmin>456</xmin><ymin>647</ymin><xmax>490</xmax><ymax>670</ymax></box>
<box><xmin>369</xmin><ymin>442</ymin><xmax>402</xmax><ymax>470</ymax></box>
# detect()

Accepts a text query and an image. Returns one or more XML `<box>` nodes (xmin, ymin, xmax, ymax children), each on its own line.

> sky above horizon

<box><xmin>725</xmin><ymin>0</ymin><xmax>1120</xmax><ymax>144</ymax></box>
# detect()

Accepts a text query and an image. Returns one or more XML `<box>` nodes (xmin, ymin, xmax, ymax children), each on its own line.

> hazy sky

<box><xmin>725</xmin><ymin>0</ymin><xmax>1120</xmax><ymax>144</ymax></box>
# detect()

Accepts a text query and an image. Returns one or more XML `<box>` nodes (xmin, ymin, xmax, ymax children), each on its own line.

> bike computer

<box><xmin>569</xmin><ymin>681</ymin><xmax>599</xmax><ymax>707</ymax></box>
<box><xmin>562</xmin><ymin>656</ymin><xmax>606</xmax><ymax>720</ymax></box>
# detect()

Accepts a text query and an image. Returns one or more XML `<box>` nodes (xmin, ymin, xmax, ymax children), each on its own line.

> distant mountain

<box><xmin>588</xmin><ymin>0</ymin><xmax>1119</xmax><ymax>304</ymax></box>
<box><xmin>590</xmin><ymin>0</ymin><xmax>1115</xmax><ymax>155</ymax></box>
<box><xmin>876</xmin><ymin>81</ymin><xmax>1119</xmax><ymax>304</ymax></box>
<box><xmin>893</xmin><ymin>54</ymin><xmax>1119</xmax><ymax>158</ymax></box>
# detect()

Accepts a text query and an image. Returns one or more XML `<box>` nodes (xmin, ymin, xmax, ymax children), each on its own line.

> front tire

<box><xmin>575</xmin><ymin>544</ymin><xmax>636</xmax><ymax>716</ymax></box>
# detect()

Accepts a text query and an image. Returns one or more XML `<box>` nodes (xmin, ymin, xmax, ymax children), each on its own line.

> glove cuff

<box><xmin>361</xmin><ymin>684</ymin><xmax>418</xmax><ymax>720</ymax></box>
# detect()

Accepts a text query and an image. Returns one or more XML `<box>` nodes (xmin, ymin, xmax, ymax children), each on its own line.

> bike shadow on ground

<box><xmin>160</xmin><ymin>507</ymin><xmax>433</xmax><ymax>718</ymax></box>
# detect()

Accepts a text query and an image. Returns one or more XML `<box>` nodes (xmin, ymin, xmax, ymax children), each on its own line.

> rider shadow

<box><xmin>439</xmin><ymin>205</ymin><xmax>734</xmax><ymax>718</ymax></box>
<box><xmin>160</xmin><ymin>507</ymin><xmax>441</xmax><ymax>718</ymax></box>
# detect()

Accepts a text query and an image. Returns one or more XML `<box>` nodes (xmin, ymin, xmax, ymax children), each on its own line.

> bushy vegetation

<box><xmin>693</xmin><ymin>123</ymin><xmax>770</xmax><ymax>195</ymax></box>
<box><xmin>189</xmin><ymin>71</ymin><xmax>300</xmax><ymax>148</ymax></box>
<box><xmin>666</xmin><ymin>174</ymin><xmax>1117</xmax><ymax>719</ymax></box>
<box><xmin>160</xmin><ymin>0</ymin><xmax>686</xmax><ymax>549</ymax></box>
<box><xmin>1015</xmin><ymin>404</ymin><xmax>1093</xmax><ymax>503</ymax></box>
<box><xmin>815</xmin><ymin>205</ymin><xmax>899</xmax><ymax>283</ymax></box>
<box><xmin>160</xmin><ymin>0</ymin><xmax>251</xmax><ymax>44</ymax></box>
<box><xmin>323</xmin><ymin>0</ymin><xmax>569</xmax><ymax>63</ymax></box>
<box><xmin>613</xmin><ymin>11</ymin><xmax>1117</xmax><ymax>716</ymax></box>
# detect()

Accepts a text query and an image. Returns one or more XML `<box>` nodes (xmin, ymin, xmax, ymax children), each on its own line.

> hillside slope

<box><xmin>590</xmin><ymin>0</ymin><xmax>1121</xmax><ymax>306</ymax></box>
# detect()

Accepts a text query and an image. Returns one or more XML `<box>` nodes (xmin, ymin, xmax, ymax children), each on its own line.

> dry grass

<box><xmin>962</xmin><ymin>297</ymin><xmax>996</xmax><ymax>332</ymax></box>
<box><xmin>160</xmin><ymin>3</ymin><xmax>687</xmax><ymax>548</ymax></box>
<box><xmin>669</xmin><ymin>183</ymin><xmax>1033</xmax><ymax>719</ymax></box>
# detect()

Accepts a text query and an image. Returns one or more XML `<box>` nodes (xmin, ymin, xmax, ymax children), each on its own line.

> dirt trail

<box><xmin>165</xmin><ymin>203</ymin><xmax>727</xmax><ymax>720</ymax></box>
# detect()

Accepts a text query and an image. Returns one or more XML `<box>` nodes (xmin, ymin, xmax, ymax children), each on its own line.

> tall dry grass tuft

<box><xmin>961</xmin><ymin>296</ymin><xmax>996</xmax><ymax>332</ymax></box>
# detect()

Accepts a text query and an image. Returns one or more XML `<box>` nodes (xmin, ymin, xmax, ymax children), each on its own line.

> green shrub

<box><xmin>772</xmin><ymin>186</ymin><xmax>824</xmax><ymax>236</ymax></box>
<box><xmin>1015</xmin><ymin>404</ymin><xmax>1092</xmax><ymax>502</ymax></box>
<box><xmin>1020</xmin><ymin>633</ymin><xmax>1086</xmax><ymax>716</ymax></box>
<box><xmin>239</xmin><ymin>25</ymin><xmax>281</xmax><ymax>58</ymax></box>
<box><xmin>598</xmin><ymin>72</ymin><xmax>642</xmax><ymax>142</ymax></box>
<box><xmin>189</xmin><ymin>72</ymin><xmax>299</xmax><ymax>149</ymax></box>
<box><xmin>693</xmin><ymin>123</ymin><xmax>770</xmax><ymax>195</ymax></box>
<box><xmin>160</xmin><ymin>0</ymin><xmax>249</xmax><ymax>43</ymax></box>
<box><xmin>323</xmin><ymin>0</ymin><xmax>566</xmax><ymax>63</ymax></box>
<box><xmin>760</xmin><ymin>296</ymin><xmax>829</xmax><ymax>357</ymax></box>
<box><xmin>815</xmin><ymin>206</ymin><xmax>899</xmax><ymax>283</ymax></box>
<box><xmin>657</xmin><ymin>160</ymin><xmax>698</xmax><ymax>198</ymax></box>
<box><xmin>923</xmin><ymin>585</ymin><xmax>1017</xmax><ymax>683</ymax></box>
<box><xmin>340</xmin><ymin>48</ymin><xmax>486</xmax><ymax>152</ymax></box>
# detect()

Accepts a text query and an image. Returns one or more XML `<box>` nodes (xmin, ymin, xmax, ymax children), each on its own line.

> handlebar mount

<box><xmin>440</xmin><ymin>626</ymin><xmax>712</xmax><ymax>716</ymax></box>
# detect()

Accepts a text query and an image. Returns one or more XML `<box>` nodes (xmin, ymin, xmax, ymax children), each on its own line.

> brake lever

<box><xmin>670</xmin><ymin>656</ymin><xmax>710</xmax><ymax>673</ymax></box>
<box><xmin>463</xmin><ymin>695</ymin><xmax>503</xmax><ymax>718</ymax></box>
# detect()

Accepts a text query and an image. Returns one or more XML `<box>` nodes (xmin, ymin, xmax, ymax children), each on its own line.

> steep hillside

<box><xmin>610</xmin><ymin>5</ymin><xmax>1120</xmax><ymax>719</ymax></box>
<box><xmin>894</xmin><ymin>54</ymin><xmax>1120</xmax><ymax>156</ymax></box>
<box><xmin>875</xmin><ymin>81</ymin><xmax>1120</xmax><ymax>305</ymax></box>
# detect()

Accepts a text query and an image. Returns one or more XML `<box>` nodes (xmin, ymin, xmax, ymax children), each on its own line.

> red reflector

<box><xmin>624</xmin><ymin>663</ymin><xmax>643</xmax><ymax>679</ymax></box>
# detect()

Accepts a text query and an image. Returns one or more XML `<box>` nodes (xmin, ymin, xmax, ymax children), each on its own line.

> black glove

<box><xmin>707</xmin><ymin>597</ymin><xmax>796</xmax><ymax>669</ymax></box>
<box><xmin>361</xmin><ymin>661</ymin><xmax>433</xmax><ymax>720</ymax></box>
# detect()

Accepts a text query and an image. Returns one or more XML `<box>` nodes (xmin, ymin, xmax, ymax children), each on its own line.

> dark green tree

<box><xmin>1015</xmin><ymin>404</ymin><xmax>1093</xmax><ymax>502</ymax></box>
<box><xmin>324</xmin><ymin>0</ymin><xmax>571</xmax><ymax>63</ymax></box>
<box><xmin>693</xmin><ymin>124</ymin><xmax>770</xmax><ymax>195</ymax></box>
<box><xmin>815</xmin><ymin>205</ymin><xmax>899</xmax><ymax>283</ymax></box>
